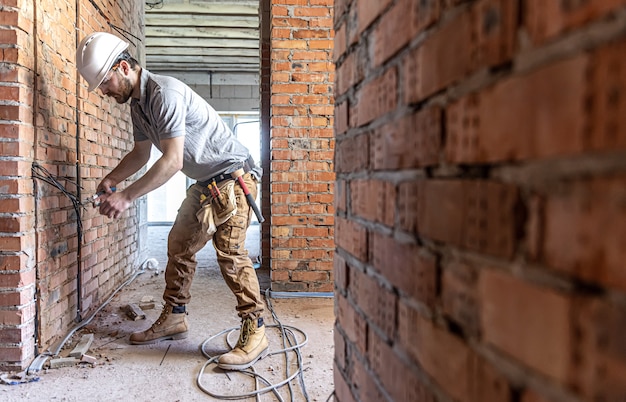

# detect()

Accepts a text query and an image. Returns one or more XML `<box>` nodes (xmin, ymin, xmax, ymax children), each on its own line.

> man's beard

<box><xmin>114</xmin><ymin>76</ymin><xmax>134</xmax><ymax>104</ymax></box>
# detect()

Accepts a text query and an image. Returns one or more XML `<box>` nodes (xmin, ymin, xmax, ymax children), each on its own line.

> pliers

<box><xmin>84</xmin><ymin>187</ymin><xmax>116</xmax><ymax>207</ymax></box>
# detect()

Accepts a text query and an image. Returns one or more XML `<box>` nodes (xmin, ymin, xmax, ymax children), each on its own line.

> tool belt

<box><xmin>197</xmin><ymin>155</ymin><xmax>255</xmax><ymax>187</ymax></box>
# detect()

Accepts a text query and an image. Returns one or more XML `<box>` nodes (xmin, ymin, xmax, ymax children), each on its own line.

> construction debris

<box><xmin>49</xmin><ymin>357</ymin><xmax>80</xmax><ymax>369</ymax></box>
<box><xmin>0</xmin><ymin>371</ymin><xmax>40</xmax><ymax>385</ymax></box>
<box><xmin>124</xmin><ymin>303</ymin><xmax>146</xmax><ymax>321</ymax></box>
<box><xmin>69</xmin><ymin>333</ymin><xmax>94</xmax><ymax>358</ymax></box>
<box><xmin>139</xmin><ymin>301</ymin><xmax>155</xmax><ymax>310</ymax></box>
<box><xmin>80</xmin><ymin>354</ymin><xmax>98</xmax><ymax>365</ymax></box>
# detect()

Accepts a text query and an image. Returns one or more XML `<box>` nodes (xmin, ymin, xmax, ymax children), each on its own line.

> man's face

<box><xmin>98</xmin><ymin>63</ymin><xmax>133</xmax><ymax>104</ymax></box>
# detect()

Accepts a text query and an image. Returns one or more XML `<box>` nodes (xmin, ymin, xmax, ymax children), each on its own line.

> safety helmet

<box><xmin>76</xmin><ymin>32</ymin><xmax>129</xmax><ymax>91</ymax></box>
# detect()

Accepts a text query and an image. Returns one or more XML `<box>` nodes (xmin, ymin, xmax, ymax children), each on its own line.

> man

<box><xmin>75</xmin><ymin>31</ymin><xmax>268</xmax><ymax>370</ymax></box>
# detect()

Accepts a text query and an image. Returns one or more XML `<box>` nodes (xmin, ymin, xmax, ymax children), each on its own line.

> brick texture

<box><xmin>266</xmin><ymin>0</ymin><xmax>335</xmax><ymax>292</ymax></box>
<box><xmin>0</xmin><ymin>0</ymin><xmax>143</xmax><ymax>371</ymax></box>
<box><xmin>334</xmin><ymin>1</ymin><xmax>626</xmax><ymax>401</ymax></box>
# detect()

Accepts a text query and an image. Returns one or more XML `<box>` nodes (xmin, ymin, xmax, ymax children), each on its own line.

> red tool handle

<box><xmin>236</xmin><ymin>176</ymin><xmax>265</xmax><ymax>223</ymax></box>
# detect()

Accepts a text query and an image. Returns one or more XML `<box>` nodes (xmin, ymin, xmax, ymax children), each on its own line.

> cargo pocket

<box><xmin>214</xmin><ymin>190</ymin><xmax>249</xmax><ymax>254</ymax></box>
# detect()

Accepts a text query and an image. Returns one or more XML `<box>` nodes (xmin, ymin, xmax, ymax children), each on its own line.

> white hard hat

<box><xmin>76</xmin><ymin>32</ymin><xmax>129</xmax><ymax>91</ymax></box>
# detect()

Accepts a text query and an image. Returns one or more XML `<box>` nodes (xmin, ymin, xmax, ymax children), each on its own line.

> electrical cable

<box><xmin>145</xmin><ymin>0</ymin><xmax>164</xmax><ymax>10</ymax></box>
<box><xmin>31</xmin><ymin>162</ymin><xmax>85</xmax><ymax>233</ymax></box>
<box><xmin>32</xmin><ymin>162</ymin><xmax>88</xmax><ymax>320</ymax></box>
<box><xmin>83</xmin><ymin>0</ymin><xmax>141</xmax><ymax>46</ymax></box>
<box><xmin>196</xmin><ymin>289</ymin><xmax>312</xmax><ymax>401</ymax></box>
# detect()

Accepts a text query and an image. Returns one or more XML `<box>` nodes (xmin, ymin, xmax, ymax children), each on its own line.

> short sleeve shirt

<box><xmin>130</xmin><ymin>69</ymin><xmax>256</xmax><ymax>182</ymax></box>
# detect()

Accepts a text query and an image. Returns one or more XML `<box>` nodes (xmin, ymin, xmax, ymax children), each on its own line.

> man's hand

<box><xmin>97</xmin><ymin>177</ymin><xmax>118</xmax><ymax>194</ymax></box>
<box><xmin>98</xmin><ymin>191</ymin><xmax>132</xmax><ymax>219</ymax></box>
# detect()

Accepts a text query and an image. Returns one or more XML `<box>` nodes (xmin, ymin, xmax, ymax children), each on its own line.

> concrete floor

<box><xmin>2</xmin><ymin>225</ymin><xmax>335</xmax><ymax>401</ymax></box>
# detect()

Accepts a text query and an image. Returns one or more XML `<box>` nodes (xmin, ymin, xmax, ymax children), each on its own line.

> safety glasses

<box><xmin>99</xmin><ymin>63</ymin><xmax>121</xmax><ymax>90</ymax></box>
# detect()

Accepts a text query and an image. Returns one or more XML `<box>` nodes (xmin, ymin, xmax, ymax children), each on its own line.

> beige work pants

<box><xmin>163</xmin><ymin>173</ymin><xmax>264</xmax><ymax>319</ymax></box>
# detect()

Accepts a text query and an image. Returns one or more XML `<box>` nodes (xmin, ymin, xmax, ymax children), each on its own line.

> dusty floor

<box><xmin>1</xmin><ymin>225</ymin><xmax>335</xmax><ymax>402</ymax></box>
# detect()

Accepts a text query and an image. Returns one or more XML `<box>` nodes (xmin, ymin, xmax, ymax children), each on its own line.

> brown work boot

<box><xmin>129</xmin><ymin>304</ymin><xmax>188</xmax><ymax>345</ymax></box>
<box><xmin>217</xmin><ymin>317</ymin><xmax>269</xmax><ymax>370</ymax></box>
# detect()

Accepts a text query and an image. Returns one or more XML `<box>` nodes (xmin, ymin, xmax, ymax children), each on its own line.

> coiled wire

<box><xmin>196</xmin><ymin>289</ymin><xmax>310</xmax><ymax>401</ymax></box>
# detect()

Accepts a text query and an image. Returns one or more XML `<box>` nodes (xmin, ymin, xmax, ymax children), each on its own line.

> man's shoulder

<box><xmin>146</xmin><ymin>70</ymin><xmax>187</xmax><ymax>93</ymax></box>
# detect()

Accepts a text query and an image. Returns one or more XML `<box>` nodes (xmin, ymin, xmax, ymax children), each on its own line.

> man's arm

<box><xmin>98</xmin><ymin>136</ymin><xmax>185</xmax><ymax>219</ymax></box>
<box><xmin>98</xmin><ymin>139</ymin><xmax>153</xmax><ymax>192</ymax></box>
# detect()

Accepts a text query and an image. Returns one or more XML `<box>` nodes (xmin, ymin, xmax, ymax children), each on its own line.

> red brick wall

<box><xmin>264</xmin><ymin>0</ymin><xmax>335</xmax><ymax>292</ymax></box>
<box><xmin>334</xmin><ymin>1</ymin><xmax>626</xmax><ymax>401</ymax></box>
<box><xmin>0</xmin><ymin>0</ymin><xmax>143</xmax><ymax>370</ymax></box>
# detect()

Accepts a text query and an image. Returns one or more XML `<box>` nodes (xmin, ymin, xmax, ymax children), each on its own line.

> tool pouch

<box><xmin>196</xmin><ymin>180</ymin><xmax>237</xmax><ymax>236</ymax></box>
<box><xmin>211</xmin><ymin>180</ymin><xmax>237</xmax><ymax>224</ymax></box>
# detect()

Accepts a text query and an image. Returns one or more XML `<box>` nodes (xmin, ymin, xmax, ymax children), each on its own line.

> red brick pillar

<box><xmin>0</xmin><ymin>4</ymin><xmax>37</xmax><ymax>371</ymax></box>
<box><xmin>265</xmin><ymin>0</ymin><xmax>335</xmax><ymax>293</ymax></box>
<box><xmin>334</xmin><ymin>1</ymin><xmax>626</xmax><ymax>401</ymax></box>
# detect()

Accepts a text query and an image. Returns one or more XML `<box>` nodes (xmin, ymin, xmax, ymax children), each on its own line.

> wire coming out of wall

<box><xmin>84</xmin><ymin>0</ymin><xmax>142</xmax><ymax>46</ymax></box>
<box><xmin>31</xmin><ymin>162</ymin><xmax>85</xmax><ymax>234</ymax></box>
<box><xmin>145</xmin><ymin>0</ymin><xmax>164</xmax><ymax>10</ymax></box>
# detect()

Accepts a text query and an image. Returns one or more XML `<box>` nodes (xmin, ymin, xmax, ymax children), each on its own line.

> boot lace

<box><xmin>152</xmin><ymin>305</ymin><xmax>170</xmax><ymax>328</ymax></box>
<box><xmin>237</xmin><ymin>318</ymin><xmax>254</xmax><ymax>347</ymax></box>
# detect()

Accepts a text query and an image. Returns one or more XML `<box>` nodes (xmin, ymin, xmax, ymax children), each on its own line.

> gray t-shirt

<box><xmin>130</xmin><ymin>69</ymin><xmax>260</xmax><ymax>182</ymax></box>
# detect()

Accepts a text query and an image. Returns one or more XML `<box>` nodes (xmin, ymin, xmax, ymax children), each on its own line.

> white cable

<box><xmin>196</xmin><ymin>287</ymin><xmax>312</xmax><ymax>401</ymax></box>
<box><xmin>196</xmin><ymin>324</ymin><xmax>308</xmax><ymax>400</ymax></box>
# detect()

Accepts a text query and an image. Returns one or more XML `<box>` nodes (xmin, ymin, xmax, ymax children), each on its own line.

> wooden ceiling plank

<box><xmin>146</xmin><ymin>47</ymin><xmax>259</xmax><ymax>57</ymax></box>
<box><xmin>147</xmin><ymin>55</ymin><xmax>258</xmax><ymax>64</ymax></box>
<box><xmin>146</xmin><ymin>26</ymin><xmax>258</xmax><ymax>40</ymax></box>
<box><xmin>146</xmin><ymin>37</ymin><xmax>258</xmax><ymax>49</ymax></box>
<box><xmin>145</xmin><ymin>15</ymin><xmax>258</xmax><ymax>29</ymax></box>
<box><xmin>146</xmin><ymin>3</ymin><xmax>258</xmax><ymax>16</ymax></box>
